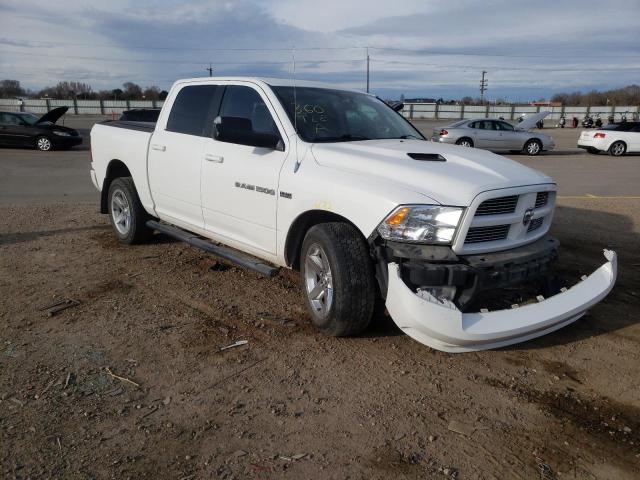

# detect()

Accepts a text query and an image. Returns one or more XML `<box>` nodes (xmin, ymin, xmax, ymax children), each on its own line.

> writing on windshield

<box><xmin>273</xmin><ymin>86</ymin><xmax>423</xmax><ymax>143</ymax></box>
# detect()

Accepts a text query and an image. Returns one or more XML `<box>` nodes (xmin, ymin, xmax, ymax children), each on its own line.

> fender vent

<box><xmin>407</xmin><ymin>153</ymin><xmax>446</xmax><ymax>161</ymax></box>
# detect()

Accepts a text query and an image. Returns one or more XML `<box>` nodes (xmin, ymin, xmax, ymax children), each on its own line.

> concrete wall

<box><xmin>1</xmin><ymin>98</ymin><xmax>637</xmax><ymax>123</ymax></box>
<box><xmin>0</xmin><ymin>98</ymin><xmax>165</xmax><ymax>115</ymax></box>
<box><xmin>401</xmin><ymin>103</ymin><xmax>639</xmax><ymax>122</ymax></box>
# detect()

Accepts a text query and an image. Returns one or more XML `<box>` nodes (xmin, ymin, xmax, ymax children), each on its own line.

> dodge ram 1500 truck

<box><xmin>90</xmin><ymin>77</ymin><xmax>617</xmax><ymax>352</ymax></box>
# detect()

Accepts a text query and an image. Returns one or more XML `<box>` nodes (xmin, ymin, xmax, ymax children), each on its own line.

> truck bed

<box><xmin>98</xmin><ymin>120</ymin><xmax>156</xmax><ymax>133</ymax></box>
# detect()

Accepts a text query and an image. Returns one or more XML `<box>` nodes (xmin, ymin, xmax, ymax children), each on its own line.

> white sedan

<box><xmin>577</xmin><ymin>122</ymin><xmax>640</xmax><ymax>156</ymax></box>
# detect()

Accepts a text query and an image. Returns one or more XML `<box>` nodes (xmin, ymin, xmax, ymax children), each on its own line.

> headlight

<box><xmin>53</xmin><ymin>130</ymin><xmax>71</xmax><ymax>136</ymax></box>
<box><xmin>377</xmin><ymin>205</ymin><xmax>464</xmax><ymax>244</ymax></box>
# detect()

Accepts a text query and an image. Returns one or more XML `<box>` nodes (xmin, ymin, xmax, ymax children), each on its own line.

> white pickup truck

<box><xmin>90</xmin><ymin>77</ymin><xmax>617</xmax><ymax>352</ymax></box>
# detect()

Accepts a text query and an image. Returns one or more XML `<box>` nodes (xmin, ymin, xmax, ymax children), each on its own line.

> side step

<box><xmin>146</xmin><ymin>220</ymin><xmax>279</xmax><ymax>277</ymax></box>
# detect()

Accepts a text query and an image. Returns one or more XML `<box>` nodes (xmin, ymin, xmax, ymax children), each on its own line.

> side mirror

<box><xmin>214</xmin><ymin>116</ymin><xmax>283</xmax><ymax>151</ymax></box>
<box><xmin>391</xmin><ymin>102</ymin><xmax>404</xmax><ymax>112</ymax></box>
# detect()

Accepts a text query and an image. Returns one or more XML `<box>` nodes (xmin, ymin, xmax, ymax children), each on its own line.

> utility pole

<box><xmin>366</xmin><ymin>48</ymin><xmax>370</xmax><ymax>93</ymax></box>
<box><xmin>479</xmin><ymin>70</ymin><xmax>488</xmax><ymax>104</ymax></box>
<box><xmin>206</xmin><ymin>63</ymin><xmax>214</xmax><ymax>77</ymax></box>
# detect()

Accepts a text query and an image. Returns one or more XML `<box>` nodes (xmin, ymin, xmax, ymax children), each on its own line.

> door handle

<box><xmin>151</xmin><ymin>144</ymin><xmax>166</xmax><ymax>152</ymax></box>
<box><xmin>204</xmin><ymin>154</ymin><xmax>224</xmax><ymax>163</ymax></box>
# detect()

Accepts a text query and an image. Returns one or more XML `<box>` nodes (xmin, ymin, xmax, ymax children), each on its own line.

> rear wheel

<box><xmin>300</xmin><ymin>222</ymin><xmax>376</xmax><ymax>336</ymax></box>
<box><xmin>524</xmin><ymin>139</ymin><xmax>542</xmax><ymax>156</ymax></box>
<box><xmin>35</xmin><ymin>136</ymin><xmax>52</xmax><ymax>151</ymax></box>
<box><xmin>107</xmin><ymin>177</ymin><xmax>153</xmax><ymax>244</ymax></box>
<box><xmin>456</xmin><ymin>137</ymin><xmax>474</xmax><ymax>148</ymax></box>
<box><xmin>609</xmin><ymin>141</ymin><xmax>626</xmax><ymax>157</ymax></box>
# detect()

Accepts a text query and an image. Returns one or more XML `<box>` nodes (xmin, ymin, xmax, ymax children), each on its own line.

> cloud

<box><xmin>0</xmin><ymin>0</ymin><xmax>639</xmax><ymax>99</ymax></box>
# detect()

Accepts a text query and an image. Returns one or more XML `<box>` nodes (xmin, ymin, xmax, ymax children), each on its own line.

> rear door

<box><xmin>0</xmin><ymin>113</ymin><xmax>29</xmax><ymax>146</ymax></box>
<box><xmin>147</xmin><ymin>84</ymin><xmax>221</xmax><ymax>229</ymax></box>
<box><xmin>201</xmin><ymin>84</ymin><xmax>288</xmax><ymax>256</ymax></box>
<box><xmin>468</xmin><ymin>120</ymin><xmax>498</xmax><ymax>148</ymax></box>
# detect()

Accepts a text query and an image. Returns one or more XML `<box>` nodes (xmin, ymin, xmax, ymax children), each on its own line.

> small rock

<box><xmin>233</xmin><ymin>450</ymin><xmax>248</xmax><ymax>457</ymax></box>
<box><xmin>162</xmin><ymin>396</ymin><xmax>171</xmax><ymax>405</ymax></box>
<box><xmin>428</xmin><ymin>435</ymin><xmax>436</xmax><ymax>442</ymax></box>
<box><xmin>623</xmin><ymin>426</ymin><xmax>632</xmax><ymax>434</ymax></box>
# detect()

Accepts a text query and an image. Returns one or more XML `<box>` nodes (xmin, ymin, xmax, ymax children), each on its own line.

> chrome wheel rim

<box><xmin>459</xmin><ymin>140</ymin><xmax>472</xmax><ymax>147</ymax></box>
<box><xmin>304</xmin><ymin>243</ymin><xmax>333</xmax><ymax>317</ymax></box>
<box><xmin>527</xmin><ymin>141</ymin><xmax>540</xmax><ymax>154</ymax></box>
<box><xmin>37</xmin><ymin>137</ymin><xmax>51</xmax><ymax>151</ymax></box>
<box><xmin>111</xmin><ymin>189</ymin><xmax>131</xmax><ymax>235</ymax></box>
<box><xmin>611</xmin><ymin>143</ymin><xmax>625</xmax><ymax>156</ymax></box>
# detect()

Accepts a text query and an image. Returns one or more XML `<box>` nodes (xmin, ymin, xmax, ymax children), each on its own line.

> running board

<box><xmin>146</xmin><ymin>220</ymin><xmax>279</xmax><ymax>277</ymax></box>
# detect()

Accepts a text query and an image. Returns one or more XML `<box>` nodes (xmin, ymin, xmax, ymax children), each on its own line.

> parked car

<box><xmin>119</xmin><ymin>108</ymin><xmax>161</xmax><ymax>122</ymax></box>
<box><xmin>89</xmin><ymin>77</ymin><xmax>616</xmax><ymax>352</ymax></box>
<box><xmin>0</xmin><ymin>107</ymin><xmax>82</xmax><ymax>151</ymax></box>
<box><xmin>577</xmin><ymin>122</ymin><xmax>640</xmax><ymax>156</ymax></box>
<box><xmin>432</xmin><ymin>112</ymin><xmax>554</xmax><ymax>155</ymax></box>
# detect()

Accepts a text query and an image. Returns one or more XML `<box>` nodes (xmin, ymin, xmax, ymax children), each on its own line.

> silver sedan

<box><xmin>431</xmin><ymin>117</ymin><xmax>555</xmax><ymax>156</ymax></box>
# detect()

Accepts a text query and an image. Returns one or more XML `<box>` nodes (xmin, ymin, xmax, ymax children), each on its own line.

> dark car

<box><xmin>119</xmin><ymin>108</ymin><xmax>160</xmax><ymax>122</ymax></box>
<box><xmin>0</xmin><ymin>107</ymin><xmax>82</xmax><ymax>151</ymax></box>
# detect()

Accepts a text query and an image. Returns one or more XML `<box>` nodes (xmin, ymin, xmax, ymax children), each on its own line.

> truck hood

<box><xmin>311</xmin><ymin>139</ymin><xmax>553</xmax><ymax>206</ymax></box>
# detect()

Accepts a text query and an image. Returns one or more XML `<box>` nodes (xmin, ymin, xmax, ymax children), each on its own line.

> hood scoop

<box><xmin>407</xmin><ymin>153</ymin><xmax>446</xmax><ymax>162</ymax></box>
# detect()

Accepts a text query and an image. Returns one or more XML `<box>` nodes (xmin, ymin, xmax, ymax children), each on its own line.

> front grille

<box><xmin>475</xmin><ymin>195</ymin><xmax>519</xmax><ymax>216</ymax></box>
<box><xmin>535</xmin><ymin>192</ymin><xmax>549</xmax><ymax>209</ymax></box>
<box><xmin>527</xmin><ymin>217</ymin><xmax>544</xmax><ymax>232</ymax></box>
<box><xmin>465</xmin><ymin>224</ymin><xmax>510</xmax><ymax>244</ymax></box>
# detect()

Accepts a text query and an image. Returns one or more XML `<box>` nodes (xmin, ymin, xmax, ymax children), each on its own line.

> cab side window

<box><xmin>166</xmin><ymin>85</ymin><xmax>219</xmax><ymax>136</ymax></box>
<box><xmin>218</xmin><ymin>86</ymin><xmax>278</xmax><ymax>136</ymax></box>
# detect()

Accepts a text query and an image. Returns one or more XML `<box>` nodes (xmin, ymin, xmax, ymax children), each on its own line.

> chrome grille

<box><xmin>527</xmin><ymin>217</ymin><xmax>544</xmax><ymax>232</ymax></box>
<box><xmin>535</xmin><ymin>192</ymin><xmax>549</xmax><ymax>209</ymax></box>
<box><xmin>475</xmin><ymin>195</ymin><xmax>519</xmax><ymax>216</ymax></box>
<box><xmin>465</xmin><ymin>224</ymin><xmax>510</xmax><ymax>244</ymax></box>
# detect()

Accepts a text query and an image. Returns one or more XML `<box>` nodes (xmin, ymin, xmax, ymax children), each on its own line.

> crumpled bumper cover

<box><xmin>385</xmin><ymin>250</ymin><xmax>617</xmax><ymax>353</ymax></box>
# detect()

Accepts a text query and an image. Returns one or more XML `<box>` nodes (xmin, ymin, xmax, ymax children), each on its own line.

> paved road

<box><xmin>0</xmin><ymin>118</ymin><xmax>638</xmax><ymax>205</ymax></box>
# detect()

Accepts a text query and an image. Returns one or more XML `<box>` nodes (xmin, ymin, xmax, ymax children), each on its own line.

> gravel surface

<box><xmin>1</xmin><ymin>198</ymin><xmax>639</xmax><ymax>479</ymax></box>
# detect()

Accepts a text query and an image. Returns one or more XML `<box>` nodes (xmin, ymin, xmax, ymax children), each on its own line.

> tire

<box><xmin>35</xmin><ymin>136</ymin><xmax>52</xmax><ymax>151</ymax></box>
<box><xmin>609</xmin><ymin>141</ymin><xmax>626</xmax><ymax>157</ymax></box>
<box><xmin>456</xmin><ymin>137</ymin><xmax>474</xmax><ymax>148</ymax></box>
<box><xmin>107</xmin><ymin>177</ymin><xmax>153</xmax><ymax>244</ymax></box>
<box><xmin>300</xmin><ymin>222</ymin><xmax>376</xmax><ymax>336</ymax></box>
<box><xmin>523</xmin><ymin>139</ymin><xmax>542</xmax><ymax>156</ymax></box>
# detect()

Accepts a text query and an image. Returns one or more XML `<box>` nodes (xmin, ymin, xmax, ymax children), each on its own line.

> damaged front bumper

<box><xmin>385</xmin><ymin>250</ymin><xmax>617</xmax><ymax>352</ymax></box>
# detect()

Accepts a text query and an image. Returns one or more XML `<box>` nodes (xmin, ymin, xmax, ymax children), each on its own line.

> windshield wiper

<box><xmin>397</xmin><ymin>134</ymin><xmax>423</xmax><ymax>140</ymax></box>
<box><xmin>316</xmin><ymin>134</ymin><xmax>371</xmax><ymax>143</ymax></box>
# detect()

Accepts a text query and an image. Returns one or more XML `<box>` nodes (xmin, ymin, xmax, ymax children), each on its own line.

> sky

<box><xmin>1</xmin><ymin>0</ymin><xmax>639</xmax><ymax>100</ymax></box>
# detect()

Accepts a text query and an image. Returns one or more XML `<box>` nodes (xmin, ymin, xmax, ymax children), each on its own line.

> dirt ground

<box><xmin>1</xmin><ymin>196</ymin><xmax>639</xmax><ymax>479</ymax></box>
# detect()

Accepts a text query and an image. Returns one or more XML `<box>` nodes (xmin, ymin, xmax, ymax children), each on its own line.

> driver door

<box><xmin>201</xmin><ymin>84</ymin><xmax>288</xmax><ymax>256</ymax></box>
<box><xmin>0</xmin><ymin>113</ymin><xmax>27</xmax><ymax>146</ymax></box>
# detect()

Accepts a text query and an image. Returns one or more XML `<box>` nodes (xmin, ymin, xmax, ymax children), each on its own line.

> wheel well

<box><xmin>284</xmin><ymin>210</ymin><xmax>363</xmax><ymax>269</ymax></box>
<box><xmin>100</xmin><ymin>160</ymin><xmax>131</xmax><ymax>214</ymax></box>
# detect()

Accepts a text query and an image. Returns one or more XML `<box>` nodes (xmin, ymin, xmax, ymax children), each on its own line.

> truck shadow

<box><xmin>367</xmin><ymin>204</ymin><xmax>639</xmax><ymax>348</ymax></box>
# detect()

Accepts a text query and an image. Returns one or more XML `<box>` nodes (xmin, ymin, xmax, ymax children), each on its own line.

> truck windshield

<box><xmin>272</xmin><ymin>86</ymin><xmax>424</xmax><ymax>143</ymax></box>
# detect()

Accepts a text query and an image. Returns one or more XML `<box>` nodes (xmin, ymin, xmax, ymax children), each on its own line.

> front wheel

<box><xmin>107</xmin><ymin>177</ymin><xmax>153</xmax><ymax>244</ymax></box>
<box><xmin>300</xmin><ymin>222</ymin><xmax>376</xmax><ymax>336</ymax></box>
<box><xmin>35</xmin><ymin>136</ymin><xmax>52</xmax><ymax>151</ymax></box>
<box><xmin>524</xmin><ymin>139</ymin><xmax>542</xmax><ymax>156</ymax></box>
<box><xmin>609</xmin><ymin>141</ymin><xmax>626</xmax><ymax>157</ymax></box>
